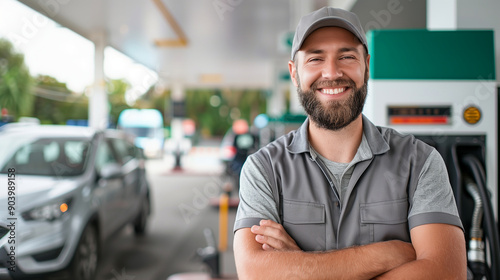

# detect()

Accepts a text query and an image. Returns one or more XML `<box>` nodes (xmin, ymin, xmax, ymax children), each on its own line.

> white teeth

<box><xmin>322</xmin><ymin>88</ymin><xmax>345</xmax><ymax>95</ymax></box>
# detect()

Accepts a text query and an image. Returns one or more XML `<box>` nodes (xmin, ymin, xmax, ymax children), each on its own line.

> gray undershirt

<box><xmin>309</xmin><ymin>134</ymin><xmax>372</xmax><ymax>203</ymax></box>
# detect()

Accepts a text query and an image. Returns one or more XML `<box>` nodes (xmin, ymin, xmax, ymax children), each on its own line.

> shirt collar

<box><xmin>286</xmin><ymin>115</ymin><xmax>390</xmax><ymax>156</ymax></box>
<box><xmin>361</xmin><ymin>115</ymin><xmax>390</xmax><ymax>155</ymax></box>
<box><xmin>286</xmin><ymin>117</ymin><xmax>311</xmax><ymax>154</ymax></box>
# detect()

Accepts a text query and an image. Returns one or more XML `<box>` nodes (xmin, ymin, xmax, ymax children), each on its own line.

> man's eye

<box><xmin>341</xmin><ymin>56</ymin><xmax>356</xmax><ymax>60</ymax></box>
<box><xmin>308</xmin><ymin>58</ymin><xmax>322</xmax><ymax>62</ymax></box>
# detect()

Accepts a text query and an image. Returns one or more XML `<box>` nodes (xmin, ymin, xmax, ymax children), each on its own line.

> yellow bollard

<box><xmin>218</xmin><ymin>192</ymin><xmax>229</xmax><ymax>252</ymax></box>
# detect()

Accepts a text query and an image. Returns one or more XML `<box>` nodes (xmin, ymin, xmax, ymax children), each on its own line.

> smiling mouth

<box><xmin>320</xmin><ymin>87</ymin><xmax>348</xmax><ymax>95</ymax></box>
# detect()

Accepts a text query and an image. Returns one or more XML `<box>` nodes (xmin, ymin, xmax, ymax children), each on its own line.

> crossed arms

<box><xmin>234</xmin><ymin>219</ymin><xmax>466</xmax><ymax>279</ymax></box>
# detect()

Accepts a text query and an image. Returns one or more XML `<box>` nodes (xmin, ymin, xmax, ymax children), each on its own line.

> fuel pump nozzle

<box><xmin>464</xmin><ymin>176</ymin><xmax>486</xmax><ymax>264</ymax></box>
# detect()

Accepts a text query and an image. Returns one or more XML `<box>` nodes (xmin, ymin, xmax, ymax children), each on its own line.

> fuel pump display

<box><xmin>365</xmin><ymin>30</ymin><xmax>499</xmax><ymax>279</ymax></box>
<box><xmin>387</xmin><ymin>106</ymin><xmax>452</xmax><ymax>125</ymax></box>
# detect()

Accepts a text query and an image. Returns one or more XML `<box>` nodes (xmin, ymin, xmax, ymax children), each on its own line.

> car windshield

<box><xmin>0</xmin><ymin>136</ymin><xmax>91</xmax><ymax>176</ymax></box>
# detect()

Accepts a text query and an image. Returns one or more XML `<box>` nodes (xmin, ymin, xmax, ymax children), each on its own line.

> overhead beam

<box><xmin>152</xmin><ymin>0</ymin><xmax>188</xmax><ymax>47</ymax></box>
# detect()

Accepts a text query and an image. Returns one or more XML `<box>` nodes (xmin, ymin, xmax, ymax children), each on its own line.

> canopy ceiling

<box><xmin>18</xmin><ymin>0</ymin><xmax>426</xmax><ymax>88</ymax></box>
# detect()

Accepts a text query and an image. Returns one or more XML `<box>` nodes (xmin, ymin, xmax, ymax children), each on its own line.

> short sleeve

<box><xmin>233</xmin><ymin>154</ymin><xmax>280</xmax><ymax>233</ymax></box>
<box><xmin>408</xmin><ymin>149</ymin><xmax>463</xmax><ymax>231</ymax></box>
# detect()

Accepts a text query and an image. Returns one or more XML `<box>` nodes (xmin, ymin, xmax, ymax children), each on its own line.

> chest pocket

<box><xmin>359</xmin><ymin>198</ymin><xmax>410</xmax><ymax>244</ymax></box>
<box><xmin>282</xmin><ymin>199</ymin><xmax>326</xmax><ymax>251</ymax></box>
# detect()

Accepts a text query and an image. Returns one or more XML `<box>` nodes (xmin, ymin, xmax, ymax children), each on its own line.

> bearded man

<box><xmin>233</xmin><ymin>7</ymin><xmax>466</xmax><ymax>280</ymax></box>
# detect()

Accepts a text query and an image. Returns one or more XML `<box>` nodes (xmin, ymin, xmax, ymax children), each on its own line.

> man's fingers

<box><xmin>252</xmin><ymin>224</ymin><xmax>286</xmax><ymax>241</ymax></box>
<box><xmin>255</xmin><ymin>233</ymin><xmax>287</xmax><ymax>250</ymax></box>
<box><xmin>250</xmin><ymin>220</ymin><xmax>301</xmax><ymax>251</ymax></box>
<box><xmin>262</xmin><ymin>243</ymin><xmax>273</xmax><ymax>251</ymax></box>
<box><xmin>252</xmin><ymin>223</ymin><xmax>300</xmax><ymax>251</ymax></box>
<box><xmin>260</xmin><ymin>219</ymin><xmax>284</xmax><ymax>230</ymax></box>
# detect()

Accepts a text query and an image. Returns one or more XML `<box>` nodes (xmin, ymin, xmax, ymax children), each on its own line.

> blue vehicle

<box><xmin>117</xmin><ymin>109</ymin><xmax>164</xmax><ymax>158</ymax></box>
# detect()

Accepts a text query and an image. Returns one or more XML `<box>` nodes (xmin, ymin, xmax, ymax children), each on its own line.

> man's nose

<box><xmin>322</xmin><ymin>60</ymin><xmax>343</xmax><ymax>80</ymax></box>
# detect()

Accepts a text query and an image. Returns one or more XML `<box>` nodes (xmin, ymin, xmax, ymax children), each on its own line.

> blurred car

<box><xmin>0</xmin><ymin>125</ymin><xmax>151</xmax><ymax>280</ymax></box>
<box><xmin>117</xmin><ymin>109</ymin><xmax>164</xmax><ymax>158</ymax></box>
<box><xmin>219</xmin><ymin>126</ymin><xmax>259</xmax><ymax>190</ymax></box>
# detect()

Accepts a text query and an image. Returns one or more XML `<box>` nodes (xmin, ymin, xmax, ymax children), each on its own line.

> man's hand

<box><xmin>250</xmin><ymin>219</ymin><xmax>301</xmax><ymax>251</ymax></box>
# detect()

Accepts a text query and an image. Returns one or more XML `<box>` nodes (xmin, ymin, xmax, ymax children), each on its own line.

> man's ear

<box><xmin>288</xmin><ymin>60</ymin><xmax>299</xmax><ymax>87</ymax></box>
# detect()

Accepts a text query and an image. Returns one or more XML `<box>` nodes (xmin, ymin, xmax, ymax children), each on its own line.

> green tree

<box><xmin>185</xmin><ymin>88</ymin><xmax>267</xmax><ymax>137</ymax></box>
<box><xmin>185</xmin><ymin>89</ymin><xmax>228</xmax><ymax>137</ymax></box>
<box><xmin>33</xmin><ymin>75</ymin><xmax>88</xmax><ymax>124</ymax></box>
<box><xmin>0</xmin><ymin>38</ymin><xmax>33</xmax><ymax>118</ymax></box>
<box><xmin>106</xmin><ymin>78</ymin><xmax>131</xmax><ymax>125</ymax></box>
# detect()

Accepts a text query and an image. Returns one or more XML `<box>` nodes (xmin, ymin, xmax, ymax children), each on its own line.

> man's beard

<box><xmin>297</xmin><ymin>72</ymin><xmax>368</xmax><ymax>131</ymax></box>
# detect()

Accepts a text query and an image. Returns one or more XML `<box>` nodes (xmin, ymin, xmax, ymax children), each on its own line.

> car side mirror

<box><xmin>98</xmin><ymin>163</ymin><xmax>122</xmax><ymax>180</ymax></box>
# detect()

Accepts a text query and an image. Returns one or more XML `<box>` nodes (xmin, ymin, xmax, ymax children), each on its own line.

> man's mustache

<box><xmin>310</xmin><ymin>78</ymin><xmax>357</xmax><ymax>92</ymax></box>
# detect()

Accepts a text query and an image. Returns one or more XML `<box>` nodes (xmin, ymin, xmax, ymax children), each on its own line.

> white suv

<box><xmin>0</xmin><ymin>125</ymin><xmax>151</xmax><ymax>280</ymax></box>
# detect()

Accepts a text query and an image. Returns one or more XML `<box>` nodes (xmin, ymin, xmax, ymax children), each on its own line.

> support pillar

<box><xmin>427</xmin><ymin>0</ymin><xmax>457</xmax><ymax>30</ymax></box>
<box><xmin>89</xmin><ymin>31</ymin><xmax>109</xmax><ymax>129</ymax></box>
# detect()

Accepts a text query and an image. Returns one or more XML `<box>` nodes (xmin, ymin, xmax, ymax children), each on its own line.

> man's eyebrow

<box><xmin>303</xmin><ymin>47</ymin><xmax>360</xmax><ymax>55</ymax></box>
<box><xmin>304</xmin><ymin>49</ymin><xmax>325</xmax><ymax>55</ymax></box>
<box><xmin>339</xmin><ymin>47</ymin><xmax>360</xmax><ymax>54</ymax></box>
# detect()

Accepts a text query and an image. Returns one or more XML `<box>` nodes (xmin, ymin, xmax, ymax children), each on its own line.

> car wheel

<box><xmin>69</xmin><ymin>223</ymin><xmax>99</xmax><ymax>280</ymax></box>
<box><xmin>134</xmin><ymin>196</ymin><xmax>150</xmax><ymax>235</ymax></box>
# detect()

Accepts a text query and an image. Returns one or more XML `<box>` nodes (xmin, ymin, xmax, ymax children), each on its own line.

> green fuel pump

<box><xmin>365</xmin><ymin>30</ymin><xmax>499</xmax><ymax>279</ymax></box>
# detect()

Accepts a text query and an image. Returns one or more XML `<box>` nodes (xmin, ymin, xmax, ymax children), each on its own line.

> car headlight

<box><xmin>22</xmin><ymin>199</ymin><xmax>72</xmax><ymax>221</ymax></box>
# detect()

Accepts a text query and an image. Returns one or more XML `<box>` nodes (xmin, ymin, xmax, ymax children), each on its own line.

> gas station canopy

<box><xmin>17</xmin><ymin>0</ymin><xmax>427</xmax><ymax>88</ymax></box>
<box><xmin>19</xmin><ymin>0</ymin><xmax>293</xmax><ymax>88</ymax></box>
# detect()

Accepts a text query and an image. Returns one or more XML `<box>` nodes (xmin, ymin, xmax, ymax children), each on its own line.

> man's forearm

<box><xmin>248</xmin><ymin>242</ymin><xmax>412</xmax><ymax>279</ymax></box>
<box><xmin>374</xmin><ymin>259</ymin><xmax>449</xmax><ymax>279</ymax></box>
<box><xmin>374</xmin><ymin>224</ymin><xmax>467</xmax><ymax>280</ymax></box>
<box><xmin>374</xmin><ymin>257</ymin><xmax>466</xmax><ymax>279</ymax></box>
<box><xmin>234</xmin><ymin>229</ymin><xmax>415</xmax><ymax>280</ymax></box>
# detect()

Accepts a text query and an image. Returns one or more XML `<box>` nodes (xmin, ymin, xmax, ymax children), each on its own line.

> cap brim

<box><xmin>293</xmin><ymin>17</ymin><xmax>367</xmax><ymax>60</ymax></box>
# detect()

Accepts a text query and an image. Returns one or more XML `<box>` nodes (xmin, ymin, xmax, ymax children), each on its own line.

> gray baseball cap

<box><xmin>291</xmin><ymin>7</ymin><xmax>368</xmax><ymax>60</ymax></box>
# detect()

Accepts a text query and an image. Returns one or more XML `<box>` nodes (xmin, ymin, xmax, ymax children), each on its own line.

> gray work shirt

<box><xmin>234</xmin><ymin>115</ymin><xmax>463</xmax><ymax>251</ymax></box>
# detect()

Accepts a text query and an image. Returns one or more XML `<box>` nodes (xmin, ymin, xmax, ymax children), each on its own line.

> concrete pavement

<box><xmin>92</xmin><ymin>144</ymin><xmax>238</xmax><ymax>280</ymax></box>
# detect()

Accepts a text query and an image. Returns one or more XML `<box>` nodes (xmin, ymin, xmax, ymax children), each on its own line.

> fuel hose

<box><xmin>462</xmin><ymin>155</ymin><xmax>500</xmax><ymax>280</ymax></box>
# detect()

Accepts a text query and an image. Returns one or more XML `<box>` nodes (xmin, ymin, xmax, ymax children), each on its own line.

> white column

<box><xmin>427</xmin><ymin>0</ymin><xmax>457</xmax><ymax>30</ymax></box>
<box><xmin>89</xmin><ymin>31</ymin><xmax>109</xmax><ymax>129</ymax></box>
